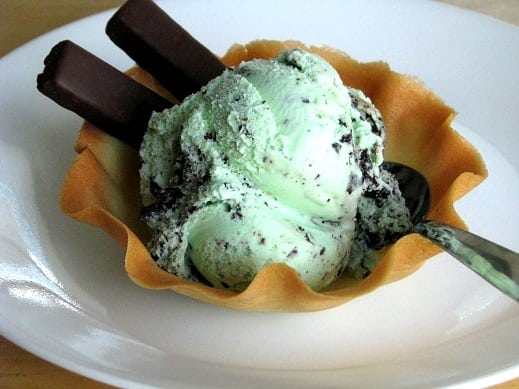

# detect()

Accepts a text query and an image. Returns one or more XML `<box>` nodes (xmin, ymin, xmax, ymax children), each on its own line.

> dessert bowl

<box><xmin>60</xmin><ymin>40</ymin><xmax>487</xmax><ymax>312</ymax></box>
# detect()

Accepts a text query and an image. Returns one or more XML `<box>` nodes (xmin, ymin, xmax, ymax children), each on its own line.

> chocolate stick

<box><xmin>106</xmin><ymin>0</ymin><xmax>226</xmax><ymax>100</ymax></box>
<box><xmin>37</xmin><ymin>40</ymin><xmax>171</xmax><ymax>148</ymax></box>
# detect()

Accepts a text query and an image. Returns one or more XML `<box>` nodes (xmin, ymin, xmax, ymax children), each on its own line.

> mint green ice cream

<box><xmin>139</xmin><ymin>48</ymin><xmax>411</xmax><ymax>291</ymax></box>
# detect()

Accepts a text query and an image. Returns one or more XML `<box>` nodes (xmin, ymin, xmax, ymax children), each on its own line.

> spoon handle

<box><xmin>413</xmin><ymin>221</ymin><xmax>519</xmax><ymax>301</ymax></box>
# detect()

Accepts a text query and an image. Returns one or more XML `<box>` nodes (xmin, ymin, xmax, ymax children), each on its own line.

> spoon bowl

<box><xmin>383</xmin><ymin>162</ymin><xmax>431</xmax><ymax>224</ymax></box>
<box><xmin>383</xmin><ymin>162</ymin><xmax>519</xmax><ymax>302</ymax></box>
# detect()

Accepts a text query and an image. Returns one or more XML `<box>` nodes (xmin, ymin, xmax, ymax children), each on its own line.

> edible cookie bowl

<box><xmin>59</xmin><ymin>37</ymin><xmax>486</xmax><ymax>312</ymax></box>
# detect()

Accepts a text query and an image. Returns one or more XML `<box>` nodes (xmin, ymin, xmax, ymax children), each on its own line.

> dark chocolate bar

<box><xmin>37</xmin><ymin>40</ymin><xmax>171</xmax><ymax>148</ymax></box>
<box><xmin>106</xmin><ymin>0</ymin><xmax>226</xmax><ymax>99</ymax></box>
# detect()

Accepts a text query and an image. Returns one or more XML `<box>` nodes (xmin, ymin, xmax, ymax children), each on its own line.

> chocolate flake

<box><xmin>287</xmin><ymin>248</ymin><xmax>298</xmax><ymax>258</ymax></box>
<box><xmin>340</xmin><ymin>133</ymin><xmax>352</xmax><ymax>143</ymax></box>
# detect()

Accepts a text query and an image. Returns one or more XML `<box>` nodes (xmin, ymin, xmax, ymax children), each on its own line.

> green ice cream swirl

<box><xmin>140</xmin><ymin>48</ymin><xmax>387</xmax><ymax>291</ymax></box>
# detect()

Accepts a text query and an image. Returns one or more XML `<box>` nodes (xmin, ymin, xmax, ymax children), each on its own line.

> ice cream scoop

<box><xmin>385</xmin><ymin>162</ymin><xmax>519</xmax><ymax>301</ymax></box>
<box><xmin>139</xmin><ymin>49</ymin><xmax>412</xmax><ymax>292</ymax></box>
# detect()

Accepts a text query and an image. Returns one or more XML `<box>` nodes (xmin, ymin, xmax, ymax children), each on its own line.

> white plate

<box><xmin>1</xmin><ymin>0</ymin><xmax>518</xmax><ymax>387</ymax></box>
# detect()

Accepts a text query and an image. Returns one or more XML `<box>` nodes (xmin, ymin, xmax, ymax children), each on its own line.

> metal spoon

<box><xmin>383</xmin><ymin>162</ymin><xmax>519</xmax><ymax>302</ymax></box>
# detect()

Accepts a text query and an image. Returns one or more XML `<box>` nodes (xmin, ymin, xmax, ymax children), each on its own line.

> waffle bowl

<box><xmin>60</xmin><ymin>40</ymin><xmax>487</xmax><ymax>312</ymax></box>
